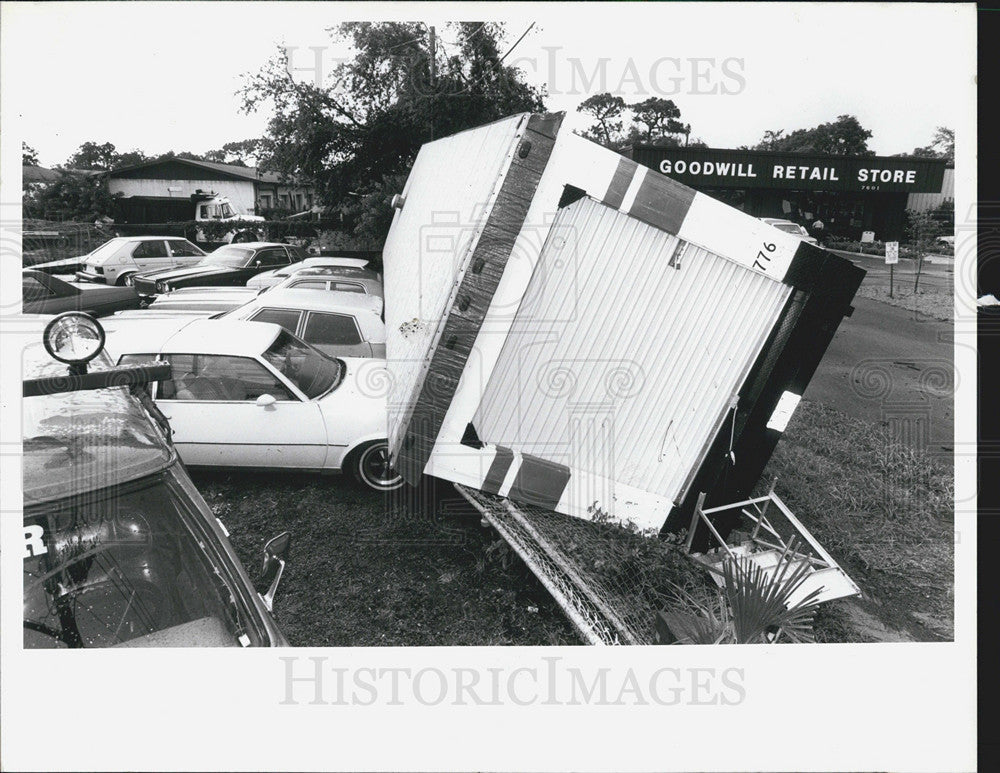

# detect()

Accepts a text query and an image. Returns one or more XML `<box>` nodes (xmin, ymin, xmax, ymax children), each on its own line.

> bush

<box><xmin>825</xmin><ymin>237</ymin><xmax>920</xmax><ymax>260</ymax></box>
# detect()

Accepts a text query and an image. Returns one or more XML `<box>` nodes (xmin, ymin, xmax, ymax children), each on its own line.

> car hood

<box><xmin>137</xmin><ymin>264</ymin><xmax>239</xmax><ymax>281</ymax></box>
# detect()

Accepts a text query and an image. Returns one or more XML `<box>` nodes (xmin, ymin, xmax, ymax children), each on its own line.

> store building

<box><xmin>628</xmin><ymin>146</ymin><xmax>948</xmax><ymax>241</ymax></box>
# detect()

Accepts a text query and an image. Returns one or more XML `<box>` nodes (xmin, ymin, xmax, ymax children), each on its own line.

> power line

<box><xmin>451</xmin><ymin>22</ymin><xmax>536</xmax><ymax>96</ymax></box>
<box><xmin>497</xmin><ymin>22</ymin><xmax>535</xmax><ymax>66</ymax></box>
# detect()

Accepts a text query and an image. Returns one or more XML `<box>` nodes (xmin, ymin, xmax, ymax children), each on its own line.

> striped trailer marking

<box><xmin>594</xmin><ymin>155</ymin><xmax>800</xmax><ymax>283</ymax></box>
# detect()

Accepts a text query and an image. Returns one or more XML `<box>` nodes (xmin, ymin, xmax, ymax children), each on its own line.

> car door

<box><xmin>139</xmin><ymin>352</ymin><xmax>329</xmax><ymax>469</ymax></box>
<box><xmin>255</xmin><ymin>247</ymin><xmax>292</xmax><ymax>270</ymax></box>
<box><xmin>131</xmin><ymin>240</ymin><xmax>171</xmax><ymax>276</ymax></box>
<box><xmin>166</xmin><ymin>239</ymin><xmax>206</xmax><ymax>269</ymax></box>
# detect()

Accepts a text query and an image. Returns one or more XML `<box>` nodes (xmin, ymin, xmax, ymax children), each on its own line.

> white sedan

<box><xmin>246</xmin><ymin>257</ymin><xmax>373</xmax><ymax>290</ymax></box>
<box><xmin>104</xmin><ymin>318</ymin><xmax>402</xmax><ymax>491</ymax></box>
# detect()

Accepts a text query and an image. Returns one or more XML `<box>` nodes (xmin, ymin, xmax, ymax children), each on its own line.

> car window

<box><xmin>254</xmin><ymin>248</ymin><xmax>290</xmax><ymax>267</ymax></box>
<box><xmin>23</xmin><ymin>276</ymin><xmax>55</xmax><ymax>301</ymax></box>
<box><xmin>132</xmin><ymin>241</ymin><xmax>169</xmax><ymax>259</ymax></box>
<box><xmin>303</xmin><ymin>312</ymin><xmax>363</xmax><ymax>346</ymax></box>
<box><xmin>167</xmin><ymin>240</ymin><xmax>204</xmax><ymax>257</ymax></box>
<box><xmin>262</xmin><ymin>330</ymin><xmax>344</xmax><ymax>399</ymax></box>
<box><xmin>331</xmin><ymin>282</ymin><xmax>366</xmax><ymax>294</ymax></box>
<box><xmin>248</xmin><ymin>308</ymin><xmax>302</xmax><ymax>333</ymax></box>
<box><xmin>289</xmin><ymin>280</ymin><xmax>328</xmax><ymax>291</ymax></box>
<box><xmin>155</xmin><ymin>353</ymin><xmax>295</xmax><ymax>402</ymax></box>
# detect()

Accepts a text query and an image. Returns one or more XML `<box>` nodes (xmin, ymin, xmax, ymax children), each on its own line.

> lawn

<box><xmin>200</xmin><ymin>399</ymin><xmax>954</xmax><ymax>646</ymax></box>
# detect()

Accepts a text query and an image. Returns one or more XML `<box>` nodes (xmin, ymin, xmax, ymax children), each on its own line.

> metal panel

<box><xmin>472</xmin><ymin>196</ymin><xmax>792</xmax><ymax>505</ymax></box>
<box><xmin>381</xmin><ymin>114</ymin><xmax>528</xmax><ymax>454</ymax></box>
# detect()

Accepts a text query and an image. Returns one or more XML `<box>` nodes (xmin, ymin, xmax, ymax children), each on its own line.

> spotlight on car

<box><xmin>43</xmin><ymin>312</ymin><xmax>106</xmax><ymax>373</ymax></box>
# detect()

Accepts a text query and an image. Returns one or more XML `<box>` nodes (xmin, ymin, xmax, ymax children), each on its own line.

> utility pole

<box><xmin>428</xmin><ymin>25</ymin><xmax>436</xmax><ymax>141</ymax></box>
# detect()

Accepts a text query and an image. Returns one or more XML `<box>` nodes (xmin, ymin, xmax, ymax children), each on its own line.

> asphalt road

<box><xmin>805</xmin><ymin>295</ymin><xmax>954</xmax><ymax>451</ymax></box>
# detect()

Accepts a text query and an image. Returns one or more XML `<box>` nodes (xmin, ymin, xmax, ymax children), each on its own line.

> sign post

<box><xmin>885</xmin><ymin>241</ymin><xmax>899</xmax><ymax>298</ymax></box>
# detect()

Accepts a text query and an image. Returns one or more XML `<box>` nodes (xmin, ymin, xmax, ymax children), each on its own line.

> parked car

<box><xmin>131</xmin><ymin>243</ymin><xmax>310</xmax><ymax>297</ymax></box>
<box><xmin>138</xmin><ymin>287</ymin><xmax>259</xmax><ymax>315</ymax></box>
<box><xmin>220</xmin><ymin>287</ymin><xmax>386</xmax><ymax>358</ymax></box>
<box><xmin>74</xmin><ymin>236</ymin><xmax>207</xmax><ymax>286</ymax></box>
<box><xmin>23</xmin><ymin>269</ymin><xmax>141</xmax><ymax>316</ymax></box>
<box><xmin>269</xmin><ymin>266</ymin><xmax>384</xmax><ymax>302</ymax></box>
<box><xmin>760</xmin><ymin>217</ymin><xmax>819</xmax><ymax>245</ymax></box>
<box><xmin>21</xmin><ymin>312</ymin><xmax>288</xmax><ymax>648</ymax></box>
<box><xmin>113</xmin><ymin>287</ymin><xmax>386</xmax><ymax>358</ymax></box>
<box><xmin>104</xmin><ymin>318</ymin><xmax>403</xmax><ymax>491</ymax></box>
<box><xmin>246</xmin><ymin>257</ymin><xmax>373</xmax><ymax>291</ymax></box>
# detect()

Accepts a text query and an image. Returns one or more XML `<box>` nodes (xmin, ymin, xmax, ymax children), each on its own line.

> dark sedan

<box><xmin>131</xmin><ymin>243</ymin><xmax>308</xmax><ymax>297</ymax></box>
<box><xmin>22</xmin><ymin>270</ymin><xmax>141</xmax><ymax>316</ymax></box>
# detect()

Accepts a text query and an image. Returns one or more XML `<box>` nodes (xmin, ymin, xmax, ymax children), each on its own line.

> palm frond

<box><xmin>722</xmin><ymin>554</ymin><xmax>821</xmax><ymax>643</ymax></box>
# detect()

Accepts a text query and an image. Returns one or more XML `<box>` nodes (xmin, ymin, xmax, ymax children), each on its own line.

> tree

<box><xmin>238</xmin><ymin>21</ymin><xmax>545</xmax><ymax>243</ymax></box>
<box><xmin>628</xmin><ymin>97</ymin><xmax>687</xmax><ymax>146</ymax></box>
<box><xmin>65</xmin><ymin>141</ymin><xmax>119</xmax><ymax>170</ymax></box>
<box><xmin>908</xmin><ymin>127</ymin><xmax>954</xmax><ymax>164</ymax></box>
<box><xmin>24</xmin><ymin>170</ymin><xmax>118</xmax><ymax>221</ymax></box>
<box><xmin>22</xmin><ymin>142</ymin><xmax>39</xmax><ymax>166</ymax></box>
<box><xmin>757</xmin><ymin>129</ymin><xmax>785</xmax><ymax>150</ymax></box>
<box><xmin>113</xmin><ymin>149</ymin><xmax>149</xmax><ymax>168</ymax></box>
<box><xmin>578</xmin><ymin>93</ymin><xmax>627</xmax><ymax>148</ymax></box>
<box><xmin>751</xmin><ymin>115</ymin><xmax>874</xmax><ymax>156</ymax></box>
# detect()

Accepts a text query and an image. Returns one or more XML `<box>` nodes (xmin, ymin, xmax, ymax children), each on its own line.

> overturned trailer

<box><xmin>382</xmin><ymin>113</ymin><xmax>865</xmax><ymax>642</ymax></box>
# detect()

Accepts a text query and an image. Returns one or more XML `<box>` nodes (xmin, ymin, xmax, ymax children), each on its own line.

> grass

<box><xmin>856</xmin><ymin>285</ymin><xmax>954</xmax><ymax>322</ymax></box>
<box><xmin>196</xmin><ymin>399</ymin><xmax>953</xmax><ymax>646</ymax></box>
<box><xmin>195</xmin><ymin>470</ymin><xmax>578</xmax><ymax>646</ymax></box>
<box><xmin>759</xmin><ymin>399</ymin><xmax>954</xmax><ymax>642</ymax></box>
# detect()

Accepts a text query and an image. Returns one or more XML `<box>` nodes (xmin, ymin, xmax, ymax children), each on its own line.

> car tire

<box><xmin>116</xmin><ymin>273</ymin><xmax>134</xmax><ymax>287</ymax></box>
<box><xmin>346</xmin><ymin>440</ymin><xmax>404</xmax><ymax>492</ymax></box>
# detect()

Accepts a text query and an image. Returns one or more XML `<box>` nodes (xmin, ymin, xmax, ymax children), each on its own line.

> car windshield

<box><xmin>23</xmin><ymin>469</ymin><xmax>262</xmax><ymax>648</ymax></box>
<box><xmin>261</xmin><ymin>329</ymin><xmax>344</xmax><ymax>399</ymax></box>
<box><xmin>199</xmin><ymin>246</ymin><xmax>254</xmax><ymax>268</ymax></box>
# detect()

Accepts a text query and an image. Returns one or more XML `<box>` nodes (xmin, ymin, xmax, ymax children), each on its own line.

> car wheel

<box><xmin>116</xmin><ymin>273</ymin><xmax>134</xmax><ymax>287</ymax></box>
<box><xmin>348</xmin><ymin>440</ymin><xmax>404</xmax><ymax>492</ymax></box>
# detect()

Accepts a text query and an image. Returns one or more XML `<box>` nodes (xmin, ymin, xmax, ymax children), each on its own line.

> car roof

<box><xmin>107</xmin><ymin>318</ymin><xmax>283</xmax><ymax>358</ymax></box>
<box><xmin>211</xmin><ymin>242</ymin><xmax>287</xmax><ymax>250</ymax></box>
<box><xmin>152</xmin><ymin>287</ymin><xmax>258</xmax><ymax>303</ymax></box>
<box><xmin>301</xmin><ymin>257</ymin><xmax>369</xmax><ymax>268</ymax></box>
<box><xmin>22</xmin><ymin>327</ymin><xmax>174</xmax><ymax>504</ymax></box>
<box><xmin>240</xmin><ymin>287</ymin><xmax>383</xmax><ymax>315</ymax></box>
<box><xmin>290</xmin><ymin>265</ymin><xmax>380</xmax><ymax>280</ymax></box>
<box><xmin>118</xmin><ymin>235</ymin><xmax>194</xmax><ymax>242</ymax></box>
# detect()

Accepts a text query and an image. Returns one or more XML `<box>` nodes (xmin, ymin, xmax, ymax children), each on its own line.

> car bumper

<box><xmin>75</xmin><ymin>270</ymin><xmax>107</xmax><ymax>284</ymax></box>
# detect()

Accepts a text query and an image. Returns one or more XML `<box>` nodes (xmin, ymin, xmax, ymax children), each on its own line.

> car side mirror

<box><xmin>256</xmin><ymin>393</ymin><xmax>277</xmax><ymax>407</ymax></box>
<box><xmin>255</xmin><ymin>260</ymin><xmax>262</xmax><ymax>267</ymax></box>
<box><xmin>259</xmin><ymin>531</ymin><xmax>291</xmax><ymax>611</ymax></box>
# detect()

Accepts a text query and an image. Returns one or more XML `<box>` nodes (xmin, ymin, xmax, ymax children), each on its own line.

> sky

<box><xmin>1</xmin><ymin>1</ymin><xmax>976</xmax><ymax>168</ymax></box>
